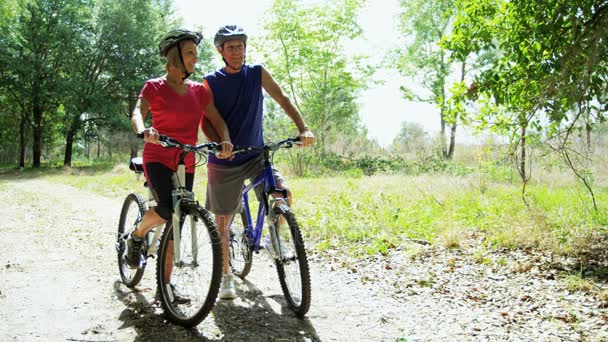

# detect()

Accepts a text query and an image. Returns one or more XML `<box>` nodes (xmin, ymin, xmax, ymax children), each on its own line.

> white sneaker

<box><xmin>219</xmin><ymin>273</ymin><xmax>236</xmax><ymax>300</ymax></box>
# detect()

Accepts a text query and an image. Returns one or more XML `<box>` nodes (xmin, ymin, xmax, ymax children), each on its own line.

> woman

<box><xmin>126</xmin><ymin>29</ymin><xmax>233</xmax><ymax>296</ymax></box>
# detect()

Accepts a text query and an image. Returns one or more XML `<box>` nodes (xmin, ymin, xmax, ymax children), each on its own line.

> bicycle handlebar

<box><xmin>136</xmin><ymin>132</ymin><xmax>300</xmax><ymax>157</ymax></box>
<box><xmin>231</xmin><ymin>137</ymin><xmax>302</xmax><ymax>155</ymax></box>
<box><xmin>136</xmin><ymin>132</ymin><xmax>221</xmax><ymax>155</ymax></box>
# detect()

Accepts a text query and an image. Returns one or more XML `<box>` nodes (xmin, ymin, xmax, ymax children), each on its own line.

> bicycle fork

<box><xmin>266</xmin><ymin>198</ymin><xmax>290</xmax><ymax>262</ymax></box>
<box><xmin>171</xmin><ymin>164</ymin><xmax>198</xmax><ymax>267</ymax></box>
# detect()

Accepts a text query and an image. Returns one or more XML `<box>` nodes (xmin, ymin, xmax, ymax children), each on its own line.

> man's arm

<box><xmin>261</xmin><ymin>66</ymin><xmax>314</xmax><ymax>146</ymax></box>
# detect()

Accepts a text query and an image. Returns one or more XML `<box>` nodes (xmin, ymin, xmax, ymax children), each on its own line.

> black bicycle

<box><xmin>116</xmin><ymin>134</ymin><xmax>222</xmax><ymax>327</ymax></box>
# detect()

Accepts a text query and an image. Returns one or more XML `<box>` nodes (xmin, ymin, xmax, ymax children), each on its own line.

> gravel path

<box><xmin>0</xmin><ymin>177</ymin><xmax>607</xmax><ymax>341</ymax></box>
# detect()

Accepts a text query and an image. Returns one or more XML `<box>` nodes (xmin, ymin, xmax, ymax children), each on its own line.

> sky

<box><xmin>173</xmin><ymin>0</ymin><xmax>439</xmax><ymax>147</ymax></box>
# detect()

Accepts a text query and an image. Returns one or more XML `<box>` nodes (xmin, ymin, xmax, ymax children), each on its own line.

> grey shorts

<box><xmin>205</xmin><ymin>154</ymin><xmax>286</xmax><ymax>215</ymax></box>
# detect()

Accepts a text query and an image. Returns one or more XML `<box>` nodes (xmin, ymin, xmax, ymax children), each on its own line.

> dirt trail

<box><xmin>0</xmin><ymin>178</ymin><xmax>412</xmax><ymax>341</ymax></box>
<box><xmin>1</xmin><ymin>178</ymin><xmax>607</xmax><ymax>341</ymax></box>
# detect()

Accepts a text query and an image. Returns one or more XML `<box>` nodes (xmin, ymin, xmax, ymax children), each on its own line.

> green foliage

<box><xmin>442</xmin><ymin>0</ymin><xmax>608</xmax><ymax>185</ymax></box>
<box><xmin>0</xmin><ymin>0</ymin><xmax>214</xmax><ymax>168</ymax></box>
<box><xmin>392</xmin><ymin>0</ymin><xmax>464</xmax><ymax>158</ymax></box>
<box><xmin>391</xmin><ymin>121</ymin><xmax>429</xmax><ymax>154</ymax></box>
<box><xmin>260</xmin><ymin>0</ymin><xmax>373</xmax><ymax>150</ymax></box>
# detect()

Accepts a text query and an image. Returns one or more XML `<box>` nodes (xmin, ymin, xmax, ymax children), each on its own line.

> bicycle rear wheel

<box><xmin>116</xmin><ymin>193</ymin><xmax>146</xmax><ymax>287</ymax></box>
<box><xmin>273</xmin><ymin>205</ymin><xmax>311</xmax><ymax>318</ymax></box>
<box><xmin>229</xmin><ymin>208</ymin><xmax>253</xmax><ymax>278</ymax></box>
<box><xmin>156</xmin><ymin>204</ymin><xmax>222</xmax><ymax>327</ymax></box>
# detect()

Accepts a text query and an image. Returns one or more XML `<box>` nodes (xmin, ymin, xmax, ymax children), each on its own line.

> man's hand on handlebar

<box><xmin>297</xmin><ymin>129</ymin><xmax>315</xmax><ymax>147</ymax></box>
<box><xmin>217</xmin><ymin>141</ymin><xmax>233</xmax><ymax>159</ymax></box>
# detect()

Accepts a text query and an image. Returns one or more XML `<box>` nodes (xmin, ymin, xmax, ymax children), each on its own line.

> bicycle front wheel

<box><xmin>116</xmin><ymin>193</ymin><xmax>146</xmax><ymax>287</ymax></box>
<box><xmin>273</xmin><ymin>205</ymin><xmax>311</xmax><ymax>318</ymax></box>
<box><xmin>229</xmin><ymin>208</ymin><xmax>253</xmax><ymax>279</ymax></box>
<box><xmin>156</xmin><ymin>204</ymin><xmax>222</xmax><ymax>328</ymax></box>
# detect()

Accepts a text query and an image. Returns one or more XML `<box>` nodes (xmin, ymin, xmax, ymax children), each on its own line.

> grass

<box><xmin>7</xmin><ymin>158</ymin><xmax>608</xmax><ymax>258</ymax></box>
<box><xmin>562</xmin><ymin>274</ymin><xmax>595</xmax><ymax>293</ymax></box>
<box><xmin>287</xmin><ymin>174</ymin><xmax>608</xmax><ymax>257</ymax></box>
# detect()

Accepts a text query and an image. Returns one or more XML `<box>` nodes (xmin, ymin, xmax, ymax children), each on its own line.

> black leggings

<box><xmin>144</xmin><ymin>162</ymin><xmax>194</xmax><ymax>221</ymax></box>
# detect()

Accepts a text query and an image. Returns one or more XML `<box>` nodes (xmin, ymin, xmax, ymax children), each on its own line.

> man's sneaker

<box><xmin>155</xmin><ymin>283</ymin><xmax>191</xmax><ymax>305</ymax></box>
<box><xmin>219</xmin><ymin>273</ymin><xmax>237</xmax><ymax>300</ymax></box>
<box><xmin>124</xmin><ymin>233</ymin><xmax>144</xmax><ymax>268</ymax></box>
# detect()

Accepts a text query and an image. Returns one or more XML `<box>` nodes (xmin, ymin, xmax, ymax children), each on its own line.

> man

<box><xmin>202</xmin><ymin>25</ymin><xmax>314</xmax><ymax>300</ymax></box>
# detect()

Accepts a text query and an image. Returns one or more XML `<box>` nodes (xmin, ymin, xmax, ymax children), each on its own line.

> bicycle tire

<box><xmin>116</xmin><ymin>193</ymin><xmax>146</xmax><ymax>287</ymax></box>
<box><xmin>156</xmin><ymin>203</ymin><xmax>222</xmax><ymax>327</ymax></box>
<box><xmin>273</xmin><ymin>205</ymin><xmax>311</xmax><ymax>318</ymax></box>
<box><xmin>229</xmin><ymin>208</ymin><xmax>253</xmax><ymax>279</ymax></box>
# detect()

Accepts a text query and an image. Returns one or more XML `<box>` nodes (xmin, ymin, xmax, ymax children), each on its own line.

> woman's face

<box><xmin>172</xmin><ymin>40</ymin><xmax>198</xmax><ymax>74</ymax></box>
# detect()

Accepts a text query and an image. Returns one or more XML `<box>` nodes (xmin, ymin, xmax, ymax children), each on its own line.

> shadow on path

<box><xmin>213</xmin><ymin>278</ymin><xmax>320</xmax><ymax>341</ymax></box>
<box><xmin>113</xmin><ymin>277</ymin><xmax>320</xmax><ymax>341</ymax></box>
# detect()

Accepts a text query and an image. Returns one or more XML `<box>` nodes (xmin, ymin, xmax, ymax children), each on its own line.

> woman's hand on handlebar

<box><xmin>140</xmin><ymin>127</ymin><xmax>161</xmax><ymax>145</ymax></box>
<box><xmin>217</xmin><ymin>141</ymin><xmax>234</xmax><ymax>159</ymax></box>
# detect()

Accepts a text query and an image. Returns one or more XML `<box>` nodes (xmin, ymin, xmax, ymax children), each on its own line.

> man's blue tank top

<box><xmin>205</xmin><ymin>64</ymin><xmax>264</xmax><ymax>166</ymax></box>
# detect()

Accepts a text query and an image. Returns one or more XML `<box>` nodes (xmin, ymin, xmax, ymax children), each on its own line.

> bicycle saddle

<box><xmin>129</xmin><ymin>157</ymin><xmax>144</xmax><ymax>173</ymax></box>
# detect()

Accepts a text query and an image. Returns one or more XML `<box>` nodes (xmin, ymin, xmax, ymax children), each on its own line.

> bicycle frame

<box><xmin>236</xmin><ymin>147</ymin><xmax>290</xmax><ymax>256</ymax></box>
<box><xmin>130</xmin><ymin>161</ymin><xmax>193</xmax><ymax>264</ymax></box>
<box><xmin>129</xmin><ymin>136</ymin><xmax>218</xmax><ymax>266</ymax></box>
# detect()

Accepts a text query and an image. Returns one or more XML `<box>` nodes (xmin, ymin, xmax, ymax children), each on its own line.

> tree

<box><xmin>60</xmin><ymin>0</ymin><xmax>174</xmax><ymax>166</ymax></box>
<box><xmin>0</xmin><ymin>0</ymin><xmax>95</xmax><ymax>168</ymax></box>
<box><xmin>391</xmin><ymin>121</ymin><xmax>428</xmax><ymax>154</ymax></box>
<box><xmin>260</xmin><ymin>0</ymin><xmax>371</xmax><ymax>145</ymax></box>
<box><xmin>259</xmin><ymin>0</ymin><xmax>373</xmax><ymax>174</ymax></box>
<box><xmin>392</xmin><ymin>0</ymin><xmax>466</xmax><ymax>159</ymax></box>
<box><xmin>443</xmin><ymin>0</ymin><xmax>608</xmax><ymax>209</ymax></box>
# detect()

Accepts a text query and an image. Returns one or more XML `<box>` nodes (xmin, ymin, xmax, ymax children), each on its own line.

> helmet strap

<box><xmin>176</xmin><ymin>42</ymin><xmax>192</xmax><ymax>80</ymax></box>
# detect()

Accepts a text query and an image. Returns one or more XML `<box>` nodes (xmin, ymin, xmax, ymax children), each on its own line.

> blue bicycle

<box><xmin>228</xmin><ymin>138</ymin><xmax>311</xmax><ymax>317</ymax></box>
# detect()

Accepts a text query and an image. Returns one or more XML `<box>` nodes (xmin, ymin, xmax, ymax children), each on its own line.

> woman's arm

<box><xmin>203</xmin><ymin>80</ymin><xmax>232</xmax><ymax>158</ymax></box>
<box><xmin>131</xmin><ymin>98</ymin><xmax>150</xmax><ymax>134</ymax></box>
<box><xmin>131</xmin><ymin>97</ymin><xmax>160</xmax><ymax>144</ymax></box>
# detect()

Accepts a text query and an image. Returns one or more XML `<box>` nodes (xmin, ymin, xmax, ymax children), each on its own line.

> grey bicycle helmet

<box><xmin>158</xmin><ymin>28</ymin><xmax>203</xmax><ymax>57</ymax></box>
<box><xmin>213</xmin><ymin>25</ymin><xmax>248</xmax><ymax>48</ymax></box>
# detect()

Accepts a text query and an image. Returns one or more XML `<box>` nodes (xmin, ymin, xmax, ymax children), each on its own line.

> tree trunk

<box><xmin>440</xmin><ymin>107</ymin><xmax>447</xmax><ymax>158</ymax></box>
<box><xmin>585</xmin><ymin>109</ymin><xmax>592</xmax><ymax>156</ymax></box>
<box><xmin>32</xmin><ymin>92</ymin><xmax>43</xmax><ymax>168</ymax></box>
<box><xmin>447</xmin><ymin>61</ymin><xmax>466</xmax><ymax>160</ymax></box>
<box><xmin>97</xmin><ymin>138</ymin><xmax>101</xmax><ymax>159</ymax></box>
<box><xmin>64</xmin><ymin>128</ymin><xmax>75</xmax><ymax>167</ymax></box>
<box><xmin>19</xmin><ymin>109</ymin><xmax>27</xmax><ymax>168</ymax></box>
<box><xmin>519</xmin><ymin>124</ymin><xmax>527</xmax><ymax>182</ymax></box>
<box><xmin>448</xmin><ymin>121</ymin><xmax>457</xmax><ymax>159</ymax></box>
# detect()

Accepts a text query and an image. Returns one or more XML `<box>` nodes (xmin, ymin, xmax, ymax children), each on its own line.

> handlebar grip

<box><xmin>136</xmin><ymin>132</ymin><xmax>168</xmax><ymax>142</ymax></box>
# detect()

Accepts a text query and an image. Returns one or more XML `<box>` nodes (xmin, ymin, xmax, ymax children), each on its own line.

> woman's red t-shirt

<box><xmin>138</xmin><ymin>78</ymin><xmax>209</xmax><ymax>173</ymax></box>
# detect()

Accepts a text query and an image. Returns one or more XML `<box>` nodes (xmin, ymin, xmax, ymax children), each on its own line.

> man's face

<box><xmin>219</xmin><ymin>39</ymin><xmax>245</xmax><ymax>70</ymax></box>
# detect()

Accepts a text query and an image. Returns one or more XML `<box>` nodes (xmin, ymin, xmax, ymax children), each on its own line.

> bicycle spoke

<box><xmin>156</xmin><ymin>207</ymin><xmax>222</xmax><ymax>327</ymax></box>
